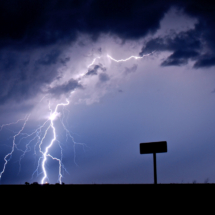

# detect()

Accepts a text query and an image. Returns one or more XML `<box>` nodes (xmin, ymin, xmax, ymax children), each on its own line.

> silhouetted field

<box><xmin>0</xmin><ymin>182</ymin><xmax>213</xmax><ymax>197</ymax></box>
<box><xmin>1</xmin><ymin>181</ymin><xmax>215</xmax><ymax>185</ymax></box>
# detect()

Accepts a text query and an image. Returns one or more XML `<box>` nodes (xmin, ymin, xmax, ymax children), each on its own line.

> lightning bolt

<box><xmin>0</xmin><ymin>51</ymin><xmax>154</xmax><ymax>184</ymax></box>
<box><xmin>0</xmin><ymin>115</ymin><xmax>30</xmax><ymax>179</ymax></box>
<box><xmin>0</xmin><ymin>117</ymin><xmax>28</xmax><ymax>132</ymax></box>
<box><xmin>0</xmin><ymin>99</ymin><xmax>84</xmax><ymax>184</ymax></box>
<box><xmin>87</xmin><ymin>57</ymin><xmax>101</xmax><ymax>68</ymax></box>
<box><xmin>107</xmin><ymin>52</ymin><xmax>154</xmax><ymax>62</ymax></box>
<box><xmin>40</xmin><ymin>99</ymin><xmax>70</xmax><ymax>184</ymax></box>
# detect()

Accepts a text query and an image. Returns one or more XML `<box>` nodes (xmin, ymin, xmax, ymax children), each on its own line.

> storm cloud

<box><xmin>99</xmin><ymin>73</ymin><xmax>109</xmax><ymax>82</ymax></box>
<box><xmin>86</xmin><ymin>64</ymin><xmax>106</xmax><ymax>76</ymax></box>
<box><xmin>0</xmin><ymin>0</ymin><xmax>215</xmax><ymax>69</ymax></box>
<box><xmin>0</xmin><ymin>0</ymin><xmax>214</xmax><ymax>107</ymax></box>
<box><xmin>0</xmin><ymin>0</ymin><xmax>173</xmax><ymax>49</ymax></box>
<box><xmin>48</xmin><ymin>78</ymin><xmax>82</xmax><ymax>97</ymax></box>
<box><xmin>139</xmin><ymin>1</ymin><xmax>215</xmax><ymax>68</ymax></box>
<box><xmin>124</xmin><ymin>64</ymin><xmax>138</xmax><ymax>75</ymax></box>
<box><xmin>0</xmin><ymin>49</ymin><xmax>66</xmax><ymax>104</ymax></box>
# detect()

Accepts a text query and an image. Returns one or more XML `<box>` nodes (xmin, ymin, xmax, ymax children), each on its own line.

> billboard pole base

<box><xmin>153</xmin><ymin>152</ymin><xmax>157</xmax><ymax>185</ymax></box>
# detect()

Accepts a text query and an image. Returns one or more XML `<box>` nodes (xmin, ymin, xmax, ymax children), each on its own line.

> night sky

<box><xmin>0</xmin><ymin>0</ymin><xmax>215</xmax><ymax>184</ymax></box>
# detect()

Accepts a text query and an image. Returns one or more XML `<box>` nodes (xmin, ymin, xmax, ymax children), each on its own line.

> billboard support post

<box><xmin>140</xmin><ymin>141</ymin><xmax>167</xmax><ymax>184</ymax></box>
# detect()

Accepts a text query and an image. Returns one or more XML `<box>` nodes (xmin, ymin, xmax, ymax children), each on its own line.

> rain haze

<box><xmin>0</xmin><ymin>0</ymin><xmax>215</xmax><ymax>184</ymax></box>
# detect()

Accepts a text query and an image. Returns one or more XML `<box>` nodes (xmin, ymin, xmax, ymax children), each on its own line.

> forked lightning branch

<box><xmin>0</xmin><ymin>52</ymin><xmax>154</xmax><ymax>184</ymax></box>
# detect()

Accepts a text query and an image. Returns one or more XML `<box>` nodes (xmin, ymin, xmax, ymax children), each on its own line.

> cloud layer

<box><xmin>1</xmin><ymin>0</ymin><xmax>215</xmax><ymax>104</ymax></box>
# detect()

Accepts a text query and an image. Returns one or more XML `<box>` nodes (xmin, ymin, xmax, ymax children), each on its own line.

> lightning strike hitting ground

<box><xmin>40</xmin><ymin>100</ymin><xmax>70</xmax><ymax>184</ymax></box>
<box><xmin>0</xmin><ymin>99</ymin><xmax>83</xmax><ymax>184</ymax></box>
<box><xmin>0</xmin><ymin>51</ymin><xmax>154</xmax><ymax>184</ymax></box>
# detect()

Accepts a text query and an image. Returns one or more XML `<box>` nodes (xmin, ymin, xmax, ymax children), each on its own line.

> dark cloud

<box><xmin>140</xmin><ymin>30</ymin><xmax>201</xmax><ymax>67</ymax></box>
<box><xmin>0</xmin><ymin>49</ymin><xmax>64</xmax><ymax>104</ymax></box>
<box><xmin>124</xmin><ymin>64</ymin><xmax>138</xmax><ymax>75</ymax></box>
<box><xmin>0</xmin><ymin>0</ymin><xmax>215</xmax><ymax>56</ymax></box>
<box><xmin>59</xmin><ymin>57</ymin><xmax>70</xmax><ymax>65</ymax></box>
<box><xmin>140</xmin><ymin>1</ymin><xmax>215</xmax><ymax>68</ymax></box>
<box><xmin>35</xmin><ymin>50</ymin><xmax>61</xmax><ymax>66</ymax></box>
<box><xmin>99</xmin><ymin>73</ymin><xmax>109</xmax><ymax>82</ymax></box>
<box><xmin>182</xmin><ymin>1</ymin><xmax>215</xmax><ymax>54</ymax></box>
<box><xmin>161</xmin><ymin>50</ymin><xmax>199</xmax><ymax>66</ymax></box>
<box><xmin>86</xmin><ymin>64</ymin><xmax>106</xmax><ymax>76</ymax></box>
<box><xmin>194</xmin><ymin>55</ymin><xmax>215</xmax><ymax>68</ymax></box>
<box><xmin>0</xmin><ymin>0</ymin><xmax>173</xmax><ymax>49</ymax></box>
<box><xmin>48</xmin><ymin>78</ymin><xmax>82</xmax><ymax>97</ymax></box>
<box><xmin>140</xmin><ymin>30</ymin><xmax>201</xmax><ymax>55</ymax></box>
<box><xmin>1</xmin><ymin>0</ymin><xmax>215</xmax><ymax>70</ymax></box>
